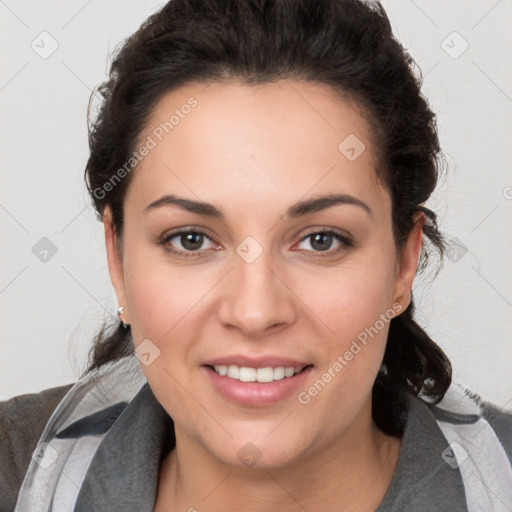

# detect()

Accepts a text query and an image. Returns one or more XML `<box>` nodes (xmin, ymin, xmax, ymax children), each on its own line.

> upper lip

<box><xmin>202</xmin><ymin>355</ymin><xmax>312</xmax><ymax>369</ymax></box>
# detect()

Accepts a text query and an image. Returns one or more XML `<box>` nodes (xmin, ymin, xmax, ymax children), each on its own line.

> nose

<box><xmin>217</xmin><ymin>247</ymin><xmax>297</xmax><ymax>338</ymax></box>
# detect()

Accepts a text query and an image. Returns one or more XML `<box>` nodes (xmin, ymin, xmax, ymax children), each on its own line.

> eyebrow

<box><xmin>144</xmin><ymin>193</ymin><xmax>372</xmax><ymax>219</ymax></box>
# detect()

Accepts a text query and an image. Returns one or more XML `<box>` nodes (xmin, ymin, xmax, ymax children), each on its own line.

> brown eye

<box><xmin>160</xmin><ymin>228</ymin><xmax>217</xmax><ymax>258</ymax></box>
<box><xmin>179</xmin><ymin>232</ymin><xmax>205</xmax><ymax>251</ymax></box>
<box><xmin>309</xmin><ymin>232</ymin><xmax>335</xmax><ymax>251</ymax></box>
<box><xmin>296</xmin><ymin>230</ymin><xmax>353</xmax><ymax>254</ymax></box>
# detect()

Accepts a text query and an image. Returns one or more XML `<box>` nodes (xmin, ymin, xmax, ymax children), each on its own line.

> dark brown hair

<box><xmin>83</xmin><ymin>0</ymin><xmax>451</xmax><ymax>436</ymax></box>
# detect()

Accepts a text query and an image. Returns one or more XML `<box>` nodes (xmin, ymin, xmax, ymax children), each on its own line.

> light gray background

<box><xmin>1</xmin><ymin>0</ymin><xmax>511</xmax><ymax>405</ymax></box>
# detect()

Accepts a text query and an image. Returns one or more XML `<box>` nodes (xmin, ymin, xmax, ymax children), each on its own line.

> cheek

<box><xmin>298</xmin><ymin>292</ymin><xmax>394</xmax><ymax>441</ymax></box>
<box><xmin>297</xmin><ymin>249</ymin><xmax>398</xmax><ymax>398</ymax></box>
<box><xmin>122</xmin><ymin>253</ymin><xmax>208</xmax><ymax>411</ymax></box>
<box><xmin>122</xmin><ymin>243</ymin><xmax>210</xmax><ymax>340</ymax></box>
<box><xmin>303</xmin><ymin>254</ymin><xmax>397</xmax><ymax>341</ymax></box>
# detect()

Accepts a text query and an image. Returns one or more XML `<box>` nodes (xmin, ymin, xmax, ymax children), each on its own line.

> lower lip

<box><xmin>202</xmin><ymin>365</ymin><xmax>313</xmax><ymax>407</ymax></box>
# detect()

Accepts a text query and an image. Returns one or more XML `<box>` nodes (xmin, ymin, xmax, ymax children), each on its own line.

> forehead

<box><xmin>126</xmin><ymin>79</ymin><xmax>389</xmax><ymax>218</ymax></box>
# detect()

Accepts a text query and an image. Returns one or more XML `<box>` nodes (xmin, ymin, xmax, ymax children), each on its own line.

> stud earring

<box><xmin>117</xmin><ymin>306</ymin><xmax>130</xmax><ymax>329</ymax></box>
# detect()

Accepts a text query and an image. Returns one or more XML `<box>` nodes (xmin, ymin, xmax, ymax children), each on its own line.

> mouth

<box><xmin>205</xmin><ymin>364</ymin><xmax>312</xmax><ymax>383</ymax></box>
<box><xmin>202</xmin><ymin>362</ymin><xmax>314</xmax><ymax>406</ymax></box>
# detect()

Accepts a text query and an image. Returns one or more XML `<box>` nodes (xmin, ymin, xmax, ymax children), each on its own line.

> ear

<box><xmin>103</xmin><ymin>206</ymin><xmax>130</xmax><ymax>324</ymax></box>
<box><xmin>393</xmin><ymin>211</ymin><xmax>425</xmax><ymax>312</ymax></box>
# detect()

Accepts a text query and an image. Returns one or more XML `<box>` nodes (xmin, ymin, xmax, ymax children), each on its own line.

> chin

<box><xmin>199</xmin><ymin>426</ymin><xmax>311</xmax><ymax>471</ymax></box>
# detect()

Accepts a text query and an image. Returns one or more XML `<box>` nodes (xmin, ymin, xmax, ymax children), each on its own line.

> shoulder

<box><xmin>459</xmin><ymin>386</ymin><xmax>512</xmax><ymax>461</ymax></box>
<box><xmin>428</xmin><ymin>383</ymin><xmax>512</xmax><ymax>461</ymax></box>
<box><xmin>0</xmin><ymin>383</ymin><xmax>74</xmax><ymax>512</ymax></box>
<box><xmin>386</xmin><ymin>384</ymin><xmax>512</xmax><ymax>510</ymax></box>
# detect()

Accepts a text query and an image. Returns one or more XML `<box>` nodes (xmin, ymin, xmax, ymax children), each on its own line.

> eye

<box><xmin>159</xmin><ymin>227</ymin><xmax>354</xmax><ymax>259</ymax></box>
<box><xmin>295</xmin><ymin>229</ymin><xmax>353</xmax><ymax>255</ymax></box>
<box><xmin>159</xmin><ymin>228</ymin><xmax>218</xmax><ymax>258</ymax></box>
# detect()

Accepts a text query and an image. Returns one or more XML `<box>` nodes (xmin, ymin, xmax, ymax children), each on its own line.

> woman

<box><xmin>2</xmin><ymin>0</ymin><xmax>511</xmax><ymax>510</ymax></box>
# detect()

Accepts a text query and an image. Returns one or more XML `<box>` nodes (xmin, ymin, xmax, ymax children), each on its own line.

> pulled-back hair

<box><xmin>83</xmin><ymin>0</ymin><xmax>451</xmax><ymax>436</ymax></box>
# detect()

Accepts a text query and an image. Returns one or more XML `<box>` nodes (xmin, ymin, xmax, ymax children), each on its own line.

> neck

<box><xmin>155</xmin><ymin>400</ymin><xmax>401</xmax><ymax>512</ymax></box>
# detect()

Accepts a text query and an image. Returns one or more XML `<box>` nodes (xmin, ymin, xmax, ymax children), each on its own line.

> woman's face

<box><xmin>105</xmin><ymin>79</ymin><xmax>423</xmax><ymax>468</ymax></box>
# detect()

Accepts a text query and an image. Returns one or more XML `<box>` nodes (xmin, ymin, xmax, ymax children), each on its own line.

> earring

<box><xmin>117</xmin><ymin>306</ymin><xmax>130</xmax><ymax>329</ymax></box>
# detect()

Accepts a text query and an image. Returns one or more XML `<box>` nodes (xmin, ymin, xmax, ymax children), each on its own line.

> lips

<box><xmin>201</xmin><ymin>355</ymin><xmax>314</xmax><ymax>406</ymax></box>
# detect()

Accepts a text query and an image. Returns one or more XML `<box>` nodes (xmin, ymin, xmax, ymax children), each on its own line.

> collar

<box><xmin>73</xmin><ymin>382</ymin><xmax>174</xmax><ymax>511</ymax></box>
<box><xmin>15</xmin><ymin>354</ymin><xmax>469</xmax><ymax>511</ymax></box>
<box><xmin>73</xmin><ymin>384</ymin><xmax>467</xmax><ymax>511</ymax></box>
<box><xmin>376</xmin><ymin>390</ymin><xmax>467</xmax><ymax>511</ymax></box>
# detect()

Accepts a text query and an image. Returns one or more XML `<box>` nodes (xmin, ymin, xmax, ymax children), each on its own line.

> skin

<box><xmin>104</xmin><ymin>79</ymin><xmax>425</xmax><ymax>511</ymax></box>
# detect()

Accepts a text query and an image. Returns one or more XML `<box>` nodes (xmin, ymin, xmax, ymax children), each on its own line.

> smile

<box><xmin>203</xmin><ymin>363</ymin><xmax>314</xmax><ymax>406</ymax></box>
<box><xmin>210</xmin><ymin>364</ymin><xmax>307</xmax><ymax>383</ymax></box>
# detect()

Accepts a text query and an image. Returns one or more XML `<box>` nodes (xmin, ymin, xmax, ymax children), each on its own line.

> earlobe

<box><xmin>103</xmin><ymin>206</ymin><xmax>129</xmax><ymax>323</ymax></box>
<box><xmin>393</xmin><ymin>211</ymin><xmax>425</xmax><ymax>311</ymax></box>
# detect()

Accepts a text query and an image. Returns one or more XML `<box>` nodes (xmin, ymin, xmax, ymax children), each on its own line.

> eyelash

<box><xmin>158</xmin><ymin>227</ymin><xmax>354</xmax><ymax>259</ymax></box>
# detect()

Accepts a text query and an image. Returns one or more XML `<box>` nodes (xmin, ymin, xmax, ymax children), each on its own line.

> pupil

<box><xmin>182</xmin><ymin>233</ymin><xmax>203</xmax><ymax>250</ymax></box>
<box><xmin>311</xmin><ymin>233</ymin><xmax>331</xmax><ymax>251</ymax></box>
<box><xmin>179</xmin><ymin>233</ymin><xmax>333</xmax><ymax>252</ymax></box>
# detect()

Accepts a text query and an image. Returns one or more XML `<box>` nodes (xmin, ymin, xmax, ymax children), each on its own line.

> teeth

<box><xmin>273</xmin><ymin>367</ymin><xmax>285</xmax><ymax>380</ymax></box>
<box><xmin>256</xmin><ymin>367</ymin><xmax>274</xmax><ymax>382</ymax></box>
<box><xmin>227</xmin><ymin>365</ymin><xmax>239</xmax><ymax>379</ymax></box>
<box><xmin>213</xmin><ymin>364</ymin><xmax>304</xmax><ymax>383</ymax></box>
<box><xmin>239</xmin><ymin>367</ymin><xmax>256</xmax><ymax>382</ymax></box>
<box><xmin>285</xmin><ymin>367</ymin><xmax>295</xmax><ymax>378</ymax></box>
